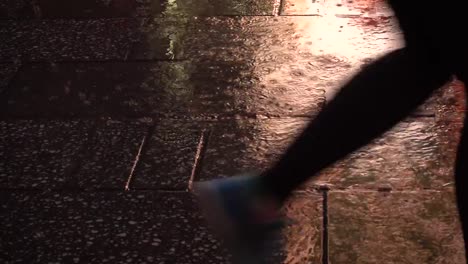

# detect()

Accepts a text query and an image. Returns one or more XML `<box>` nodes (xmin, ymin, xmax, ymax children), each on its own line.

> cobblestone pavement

<box><xmin>0</xmin><ymin>0</ymin><xmax>466</xmax><ymax>263</ymax></box>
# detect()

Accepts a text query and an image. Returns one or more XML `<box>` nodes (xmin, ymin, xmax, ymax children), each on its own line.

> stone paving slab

<box><xmin>1</xmin><ymin>61</ymin><xmax>325</xmax><ymax>118</ymax></box>
<box><xmin>133</xmin><ymin>15</ymin><xmax>401</xmax><ymax>112</ymax></box>
<box><xmin>0</xmin><ymin>190</ymin><xmax>323</xmax><ymax>263</ymax></box>
<box><xmin>194</xmin><ymin>59</ymin><xmax>327</xmax><ymax>117</ymax></box>
<box><xmin>280</xmin><ymin>190</ymin><xmax>323</xmax><ymax>263</ymax></box>
<box><xmin>175</xmin><ymin>60</ymin><xmax>326</xmax><ymax>117</ymax></box>
<box><xmin>198</xmin><ymin>118</ymin><xmax>306</xmax><ymax>181</ymax></box>
<box><xmin>0</xmin><ymin>120</ymin><xmax>94</xmax><ymax>189</ymax></box>
<box><xmin>1</xmin><ymin>0</ymin><xmax>141</xmax><ymax>19</ymax></box>
<box><xmin>281</xmin><ymin>0</ymin><xmax>393</xmax><ymax>17</ymax></box>
<box><xmin>0</xmin><ymin>191</ymin><xmax>225</xmax><ymax>263</ymax></box>
<box><xmin>328</xmin><ymin>190</ymin><xmax>465</xmax><ymax>263</ymax></box>
<box><xmin>73</xmin><ymin>119</ymin><xmax>150</xmax><ymax>189</ymax></box>
<box><xmin>0</xmin><ymin>19</ymin><xmax>138</xmax><ymax>62</ymax></box>
<box><xmin>132</xmin><ymin>119</ymin><xmax>202</xmax><ymax>190</ymax></box>
<box><xmin>1</xmin><ymin>62</ymin><xmax>188</xmax><ymax>117</ymax></box>
<box><xmin>199</xmin><ymin>116</ymin><xmax>460</xmax><ymax>191</ymax></box>
<box><xmin>0</xmin><ymin>63</ymin><xmax>19</xmax><ymax>93</ymax></box>
<box><xmin>316</xmin><ymin>118</ymin><xmax>461</xmax><ymax>190</ymax></box>
<box><xmin>138</xmin><ymin>0</ymin><xmax>277</xmax><ymax>17</ymax></box>
<box><xmin>127</xmin><ymin>18</ymin><xmax>187</xmax><ymax>60</ymax></box>
<box><xmin>436</xmin><ymin>80</ymin><xmax>466</xmax><ymax>122</ymax></box>
<box><xmin>135</xmin><ymin>16</ymin><xmax>402</xmax><ymax>63</ymax></box>
<box><xmin>0</xmin><ymin>0</ymin><xmax>31</xmax><ymax>19</ymax></box>
<box><xmin>3</xmin><ymin>61</ymin><xmax>458</xmax><ymax>120</ymax></box>
<box><xmin>0</xmin><ymin>0</ymin><xmax>276</xmax><ymax>19</ymax></box>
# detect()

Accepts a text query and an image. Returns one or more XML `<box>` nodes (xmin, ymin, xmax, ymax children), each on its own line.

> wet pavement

<box><xmin>0</xmin><ymin>0</ymin><xmax>466</xmax><ymax>263</ymax></box>
<box><xmin>329</xmin><ymin>190</ymin><xmax>464</xmax><ymax>264</ymax></box>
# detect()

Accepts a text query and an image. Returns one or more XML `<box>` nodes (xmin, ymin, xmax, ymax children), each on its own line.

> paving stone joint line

<box><xmin>322</xmin><ymin>189</ymin><xmax>329</xmax><ymax>264</ymax></box>
<box><xmin>125</xmin><ymin>135</ymin><xmax>147</xmax><ymax>191</ymax></box>
<box><xmin>188</xmin><ymin>129</ymin><xmax>209</xmax><ymax>191</ymax></box>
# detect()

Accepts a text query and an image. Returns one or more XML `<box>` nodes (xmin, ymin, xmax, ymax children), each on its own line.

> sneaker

<box><xmin>193</xmin><ymin>173</ymin><xmax>284</xmax><ymax>264</ymax></box>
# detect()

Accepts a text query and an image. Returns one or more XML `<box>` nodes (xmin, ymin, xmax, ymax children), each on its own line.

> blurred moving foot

<box><xmin>193</xmin><ymin>174</ymin><xmax>283</xmax><ymax>264</ymax></box>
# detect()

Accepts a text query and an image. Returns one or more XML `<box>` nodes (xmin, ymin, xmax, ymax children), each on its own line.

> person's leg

<box><xmin>195</xmin><ymin>47</ymin><xmax>451</xmax><ymax>264</ymax></box>
<box><xmin>195</xmin><ymin>1</ymin><xmax>461</xmax><ymax>262</ymax></box>
<box><xmin>394</xmin><ymin>0</ymin><xmax>468</xmax><ymax>260</ymax></box>
<box><xmin>261</xmin><ymin>1</ymin><xmax>468</xmax><ymax>259</ymax></box>
<box><xmin>260</xmin><ymin>47</ymin><xmax>451</xmax><ymax>202</ymax></box>
<box><xmin>455</xmin><ymin>108</ymin><xmax>468</xmax><ymax>260</ymax></box>
<box><xmin>259</xmin><ymin>0</ymin><xmax>455</xmax><ymax>203</ymax></box>
<box><xmin>449</xmin><ymin>40</ymin><xmax>468</xmax><ymax>262</ymax></box>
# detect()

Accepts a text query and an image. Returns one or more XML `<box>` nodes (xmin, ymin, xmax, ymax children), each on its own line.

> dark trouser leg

<box><xmin>452</xmin><ymin>51</ymin><xmax>468</xmax><ymax>263</ymax></box>
<box><xmin>393</xmin><ymin>0</ymin><xmax>468</xmax><ymax>260</ymax></box>
<box><xmin>259</xmin><ymin>0</ymin><xmax>468</xmax><ymax>259</ymax></box>
<box><xmin>455</xmin><ymin>111</ymin><xmax>468</xmax><ymax>261</ymax></box>
<box><xmin>260</xmin><ymin>48</ymin><xmax>451</xmax><ymax>202</ymax></box>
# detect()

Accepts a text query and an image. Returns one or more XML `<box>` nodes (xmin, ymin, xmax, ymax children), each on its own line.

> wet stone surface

<box><xmin>16</xmin><ymin>0</ymin><xmax>142</xmax><ymax>19</ymax></box>
<box><xmin>127</xmin><ymin>18</ymin><xmax>187</xmax><ymax>60</ymax></box>
<box><xmin>132</xmin><ymin>119</ymin><xmax>202</xmax><ymax>190</ymax></box>
<box><xmin>0</xmin><ymin>0</ymin><xmax>276</xmax><ymax>19</ymax></box>
<box><xmin>436</xmin><ymin>80</ymin><xmax>467</xmax><ymax>122</ymax></box>
<box><xmin>138</xmin><ymin>0</ymin><xmax>276</xmax><ymax>17</ymax></box>
<box><xmin>0</xmin><ymin>0</ymin><xmax>465</xmax><ymax>261</ymax></box>
<box><xmin>199</xmin><ymin>118</ymin><xmax>308</xmax><ymax>181</ymax></box>
<box><xmin>176</xmin><ymin>60</ymin><xmax>326</xmax><ymax>117</ymax></box>
<box><xmin>0</xmin><ymin>191</ymin><xmax>227</xmax><ymax>264</ymax></box>
<box><xmin>0</xmin><ymin>63</ymin><xmax>19</xmax><ymax>93</ymax></box>
<box><xmin>0</xmin><ymin>0</ymin><xmax>32</xmax><ymax>19</ymax></box>
<box><xmin>1</xmin><ymin>6</ymin><xmax>402</xmax><ymax>63</ymax></box>
<box><xmin>0</xmin><ymin>19</ymin><xmax>137</xmax><ymax>62</ymax></box>
<box><xmin>72</xmin><ymin>119</ymin><xmax>150</xmax><ymax>189</ymax></box>
<box><xmin>328</xmin><ymin>190</ymin><xmax>465</xmax><ymax>264</ymax></box>
<box><xmin>1</xmin><ymin>61</ymin><xmax>325</xmax><ymax>118</ymax></box>
<box><xmin>4</xmin><ymin>60</ymin><xmax>455</xmax><ymax>120</ymax></box>
<box><xmin>182</xmin><ymin>60</ymin><xmax>326</xmax><ymax>117</ymax></box>
<box><xmin>0</xmin><ymin>189</ymin><xmax>323</xmax><ymax>264</ymax></box>
<box><xmin>280</xmin><ymin>191</ymin><xmax>323</xmax><ymax>264</ymax></box>
<box><xmin>133</xmin><ymin>15</ymin><xmax>402</xmax><ymax>110</ymax></box>
<box><xmin>1</xmin><ymin>62</ymin><xmax>192</xmax><ymax>117</ymax></box>
<box><xmin>200</xmin><ymin>116</ymin><xmax>461</xmax><ymax>191</ymax></box>
<box><xmin>0</xmin><ymin>120</ymin><xmax>93</xmax><ymax>189</ymax></box>
<box><xmin>162</xmin><ymin>16</ymin><xmax>402</xmax><ymax>63</ymax></box>
<box><xmin>281</xmin><ymin>0</ymin><xmax>394</xmax><ymax>17</ymax></box>
<box><xmin>315</xmin><ymin>118</ymin><xmax>461</xmax><ymax>190</ymax></box>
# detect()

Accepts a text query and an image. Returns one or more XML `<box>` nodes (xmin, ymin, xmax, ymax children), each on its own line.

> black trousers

<box><xmin>261</xmin><ymin>0</ymin><xmax>468</xmax><ymax>259</ymax></box>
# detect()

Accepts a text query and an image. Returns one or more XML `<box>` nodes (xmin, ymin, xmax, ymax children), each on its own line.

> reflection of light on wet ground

<box><xmin>163</xmin><ymin>0</ymin><xmax>179</xmax><ymax>59</ymax></box>
<box><xmin>281</xmin><ymin>192</ymin><xmax>323</xmax><ymax>263</ymax></box>
<box><xmin>282</xmin><ymin>0</ymin><xmax>394</xmax><ymax>16</ymax></box>
<box><xmin>238</xmin><ymin>6</ymin><xmax>402</xmax><ymax>115</ymax></box>
<box><xmin>240</xmin><ymin>0</ymin><xmax>403</xmax><ymax>153</ymax></box>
